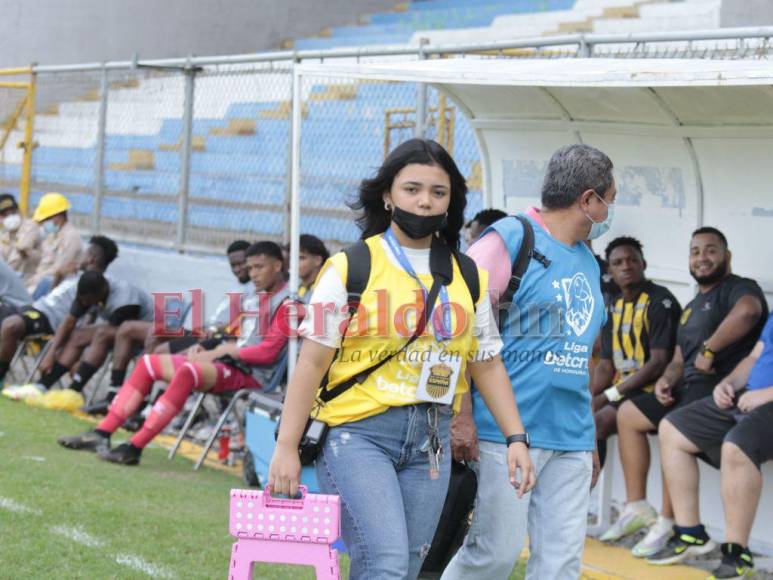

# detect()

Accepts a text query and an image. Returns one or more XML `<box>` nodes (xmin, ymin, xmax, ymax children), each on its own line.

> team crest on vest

<box><xmin>425</xmin><ymin>363</ymin><xmax>453</xmax><ymax>399</ymax></box>
<box><xmin>559</xmin><ymin>273</ymin><xmax>595</xmax><ymax>337</ymax></box>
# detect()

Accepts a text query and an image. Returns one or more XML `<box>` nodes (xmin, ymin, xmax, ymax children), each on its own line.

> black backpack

<box><xmin>341</xmin><ymin>239</ymin><xmax>481</xmax><ymax>317</ymax></box>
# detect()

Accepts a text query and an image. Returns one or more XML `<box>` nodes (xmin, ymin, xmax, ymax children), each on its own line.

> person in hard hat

<box><xmin>27</xmin><ymin>192</ymin><xmax>83</xmax><ymax>299</ymax></box>
<box><xmin>0</xmin><ymin>193</ymin><xmax>42</xmax><ymax>281</ymax></box>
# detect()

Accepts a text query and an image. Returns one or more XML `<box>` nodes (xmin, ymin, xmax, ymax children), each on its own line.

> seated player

<box><xmin>0</xmin><ymin>258</ymin><xmax>33</xmax><ymax>326</ymax></box>
<box><xmin>1</xmin><ymin>271</ymin><xmax>110</xmax><ymax>399</ymax></box>
<box><xmin>297</xmin><ymin>234</ymin><xmax>328</xmax><ymax>299</ymax></box>
<box><xmin>608</xmin><ymin>227</ymin><xmax>767</xmax><ymax>554</ymax></box>
<box><xmin>0</xmin><ymin>236</ymin><xmax>116</xmax><ymax>391</ymax></box>
<box><xmin>593</xmin><ymin>237</ymin><xmax>681</xmax><ymax>557</ymax></box>
<box><xmin>58</xmin><ymin>241</ymin><xmax>290</xmax><ymax>465</ymax></box>
<box><xmin>646</xmin><ymin>312</ymin><xmax>773</xmax><ymax>578</ymax></box>
<box><xmin>81</xmin><ymin>240</ymin><xmax>253</xmax><ymax>415</ymax></box>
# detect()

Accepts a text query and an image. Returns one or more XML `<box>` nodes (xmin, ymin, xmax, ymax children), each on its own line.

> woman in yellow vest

<box><xmin>270</xmin><ymin>139</ymin><xmax>535</xmax><ymax>579</ymax></box>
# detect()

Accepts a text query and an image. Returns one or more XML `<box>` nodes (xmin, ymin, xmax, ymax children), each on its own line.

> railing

<box><xmin>0</xmin><ymin>26</ymin><xmax>770</xmax><ymax>254</ymax></box>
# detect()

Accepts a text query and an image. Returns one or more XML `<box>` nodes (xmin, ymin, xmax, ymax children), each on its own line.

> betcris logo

<box><xmin>543</xmin><ymin>272</ymin><xmax>596</xmax><ymax>376</ymax></box>
<box><xmin>543</xmin><ymin>341</ymin><xmax>590</xmax><ymax>375</ymax></box>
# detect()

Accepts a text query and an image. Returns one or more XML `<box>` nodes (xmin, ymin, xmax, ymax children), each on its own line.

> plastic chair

<box><xmin>168</xmin><ymin>351</ymin><xmax>289</xmax><ymax>469</ymax></box>
<box><xmin>227</xmin><ymin>486</ymin><xmax>340</xmax><ymax>579</ymax></box>
<box><xmin>9</xmin><ymin>335</ymin><xmax>54</xmax><ymax>385</ymax></box>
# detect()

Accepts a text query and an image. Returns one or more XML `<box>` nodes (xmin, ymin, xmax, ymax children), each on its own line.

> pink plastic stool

<box><xmin>228</xmin><ymin>486</ymin><xmax>341</xmax><ymax>579</ymax></box>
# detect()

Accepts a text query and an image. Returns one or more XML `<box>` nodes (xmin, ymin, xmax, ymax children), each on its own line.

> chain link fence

<box><xmin>185</xmin><ymin>62</ymin><xmax>293</xmax><ymax>251</ymax></box>
<box><xmin>29</xmin><ymin>70</ymin><xmax>102</xmax><ymax>230</ymax></box>
<box><xmin>0</xmin><ymin>71</ymin><xmax>33</xmax><ymax>204</ymax></box>
<box><xmin>11</xmin><ymin>31</ymin><xmax>772</xmax><ymax>254</ymax></box>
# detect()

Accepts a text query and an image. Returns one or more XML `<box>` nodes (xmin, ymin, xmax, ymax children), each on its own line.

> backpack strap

<box><xmin>454</xmin><ymin>251</ymin><xmax>480</xmax><ymax>312</ymax></box>
<box><xmin>342</xmin><ymin>240</ymin><xmax>370</xmax><ymax>315</ymax></box>
<box><xmin>497</xmin><ymin>216</ymin><xmax>535</xmax><ymax>331</ymax></box>
<box><xmin>500</xmin><ymin>216</ymin><xmax>534</xmax><ymax>306</ymax></box>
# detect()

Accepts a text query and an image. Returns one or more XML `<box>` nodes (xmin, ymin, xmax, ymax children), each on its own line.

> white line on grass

<box><xmin>115</xmin><ymin>553</ymin><xmax>175</xmax><ymax>579</ymax></box>
<box><xmin>49</xmin><ymin>523</ymin><xmax>176</xmax><ymax>579</ymax></box>
<box><xmin>49</xmin><ymin>525</ymin><xmax>106</xmax><ymax>548</ymax></box>
<box><xmin>21</xmin><ymin>455</ymin><xmax>46</xmax><ymax>462</ymax></box>
<box><xmin>0</xmin><ymin>496</ymin><xmax>43</xmax><ymax>515</ymax></box>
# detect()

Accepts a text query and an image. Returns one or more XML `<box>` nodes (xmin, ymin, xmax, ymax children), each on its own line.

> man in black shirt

<box><xmin>612</xmin><ymin>227</ymin><xmax>767</xmax><ymax>557</ymax></box>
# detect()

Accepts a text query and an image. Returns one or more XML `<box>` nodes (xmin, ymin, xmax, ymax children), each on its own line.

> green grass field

<box><xmin>0</xmin><ymin>398</ymin><xmax>347</xmax><ymax>579</ymax></box>
<box><xmin>0</xmin><ymin>399</ymin><xmax>524</xmax><ymax>579</ymax></box>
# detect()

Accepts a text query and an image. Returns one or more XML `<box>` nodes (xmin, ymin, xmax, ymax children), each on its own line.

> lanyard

<box><xmin>384</xmin><ymin>228</ymin><xmax>452</xmax><ymax>342</ymax></box>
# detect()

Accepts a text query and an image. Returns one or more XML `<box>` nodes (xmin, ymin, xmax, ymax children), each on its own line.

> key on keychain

<box><xmin>427</xmin><ymin>406</ymin><xmax>442</xmax><ymax>480</ymax></box>
<box><xmin>428</xmin><ymin>435</ymin><xmax>442</xmax><ymax>480</ymax></box>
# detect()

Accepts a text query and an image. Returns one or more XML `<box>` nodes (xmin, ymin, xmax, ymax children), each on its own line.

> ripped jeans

<box><xmin>316</xmin><ymin>403</ymin><xmax>451</xmax><ymax>580</ymax></box>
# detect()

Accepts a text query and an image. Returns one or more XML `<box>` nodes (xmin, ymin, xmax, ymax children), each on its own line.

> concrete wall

<box><xmin>0</xmin><ymin>0</ymin><xmax>397</xmax><ymax>69</ymax></box>
<box><xmin>107</xmin><ymin>245</ymin><xmax>239</xmax><ymax>324</ymax></box>
<box><xmin>720</xmin><ymin>0</ymin><xmax>773</xmax><ymax>27</ymax></box>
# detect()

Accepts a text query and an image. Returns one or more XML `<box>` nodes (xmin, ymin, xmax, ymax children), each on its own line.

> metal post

<box><xmin>176</xmin><ymin>58</ymin><xmax>196</xmax><ymax>251</ymax></box>
<box><xmin>579</xmin><ymin>35</ymin><xmax>593</xmax><ymax>58</ymax></box>
<box><xmin>287</xmin><ymin>65</ymin><xmax>303</xmax><ymax>376</ymax></box>
<box><xmin>92</xmin><ymin>64</ymin><xmax>108</xmax><ymax>234</ymax></box>
<box><xmin>19</xmin><ymin>69</ymin><xmax>36</xmax><ymax>217</ymax></box>
<box><xmin>282</xmin><ymin>56</ymin><xmax>300</xmax><ymax>246</ymax></box>
<box><xmin>414</xmin><ymin>38</ymin><xmax>429</xmax><ymax>139</ymax></box>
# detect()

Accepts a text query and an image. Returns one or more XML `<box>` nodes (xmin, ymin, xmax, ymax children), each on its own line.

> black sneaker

<box><xmin>98</xmin><ymin>442</ymin><xmax>142</xmax><ymax>466</ymax></box>
<box><xmin>647</xmin><ymin>529</ymin><xmax>716</xmax><ymax>565</ymax></box>
<box><xmin>708</xmin><ymin>543</ymin><xmax>754</xmax><ymax>579</ymax></box>
<box><xmin>58</xmin><ymin>430</ymin><xmax>110</xmax><ymax>453</ymax></box>
<box><xmin>81</xmin><ymin>391</ymin><xmax>116</xmax><ymax>416</ymax></box>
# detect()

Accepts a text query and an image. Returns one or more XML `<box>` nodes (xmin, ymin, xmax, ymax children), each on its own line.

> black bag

<box><xmin>420</xmin><ymin>460</ymin><xmax>478</xmax><ymax>575</ymax></box>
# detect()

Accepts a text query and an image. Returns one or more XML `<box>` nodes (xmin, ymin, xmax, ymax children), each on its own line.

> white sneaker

<box><xmin>632</xmin><ymin>516</ymin><xmax>675</xmax><ymax>558</ymax></box>
<box><xmin>600</xmin><ymin>502</ymin><xmax>658</xmax><ymax>542</ymax></box>
<box><xmin>1</xmin><ymin>383</ymin><xmax>46</xmax><ymax>401</ymax></box>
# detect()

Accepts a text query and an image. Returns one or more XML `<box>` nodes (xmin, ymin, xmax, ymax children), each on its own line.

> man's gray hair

<box><xmin>540</xmin><ymin>144</ymin><xmax>614</xmax><ymax>209</ymax></box>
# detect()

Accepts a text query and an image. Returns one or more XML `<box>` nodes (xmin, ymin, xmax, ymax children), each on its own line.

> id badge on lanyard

<box><xmin>415</xmin><ymin>349</ymin><xmax>461</xmax><ymax>406</ymax></box>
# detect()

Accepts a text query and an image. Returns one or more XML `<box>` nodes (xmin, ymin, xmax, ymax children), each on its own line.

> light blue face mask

<box><xmin>586</xmin><ymin>192</ymin><xmax>614</xmax><ymax>240</ymax></box>
<box><xmin>43</xmin><ymin>220</ymin><xmax>60</xmax><ymax>235</ymax></box>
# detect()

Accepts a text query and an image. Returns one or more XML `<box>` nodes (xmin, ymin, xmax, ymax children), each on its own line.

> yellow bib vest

<box><xmin>314</xmin><ymin>234</ymin><xmax>488</xmax><ymax>426</ymax></box>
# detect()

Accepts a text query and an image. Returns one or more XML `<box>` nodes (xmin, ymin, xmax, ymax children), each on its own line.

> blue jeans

<box><xmin>316</xmin><ymin>404</ymin><xmax>452</xmax><ymax>580</ymax></box>
<box><xmin>442</xmin><ymin>443</ymin><xmax>593</xmax><ymax>580</ymax></box>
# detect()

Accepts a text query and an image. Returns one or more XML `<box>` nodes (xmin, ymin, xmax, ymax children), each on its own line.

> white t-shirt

<box><xmin>298</xmin><ymin>238</ymin><xmax>503</xmax><ymax>361</ymax></box>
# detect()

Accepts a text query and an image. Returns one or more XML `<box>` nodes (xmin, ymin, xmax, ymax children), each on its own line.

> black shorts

<box><xmin>167</xmin><ymin>333</ymin><xmax>225</xmax><ymax>354</ymax></box>
<box><xmin>610</xmin><ymin>388</ymin><xmax>652</xmax><ymax>410</ymax></box>
<box><xmin>666</xmin><ymin>394</ymin><xmax>773</xmax><ymax>469</ymax></box>
<box><xmin>20</xmin><ymin>308</ymin><xmax>53</xmax><ymax>336</ymax></box>
<box><xmin>631</xmin><ymin>376</ymin><xmax>716</xmax><ymax>429</ymax></box>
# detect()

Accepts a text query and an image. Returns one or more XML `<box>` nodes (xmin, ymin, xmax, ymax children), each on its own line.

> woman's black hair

<box><xmin>350</xmin><ymin>138</ymin><xmax>468</xmax><ymax>250</ymax></box>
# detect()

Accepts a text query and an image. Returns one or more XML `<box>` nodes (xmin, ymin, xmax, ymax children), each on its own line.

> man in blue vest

<box><xmin>443</xmin><ymin>144</ymin><xmax>612</xmax><ymax>579</ymax></box>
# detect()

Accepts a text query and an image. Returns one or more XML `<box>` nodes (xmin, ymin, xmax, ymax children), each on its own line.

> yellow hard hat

<box><xmin>33</xmin><ymin>192</ymin><xmax>71</xmax><ymax>222</ymax></box>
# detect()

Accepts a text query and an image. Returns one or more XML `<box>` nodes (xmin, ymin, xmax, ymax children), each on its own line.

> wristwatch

<box><xmin>701</xmin><ymin>341</ymin><xmax>716</xmax><ymax>359</ymax></box>
<box><xmin>506</xmin><ymin>433</ymin><xmax>531</xmax><ymax>448</ymax></box>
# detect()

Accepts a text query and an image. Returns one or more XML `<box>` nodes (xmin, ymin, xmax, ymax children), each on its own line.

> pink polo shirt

<box><xmin>466</xmin><ymin>206</ymin><xmax>549</xmax><ymax>306</ymax></box>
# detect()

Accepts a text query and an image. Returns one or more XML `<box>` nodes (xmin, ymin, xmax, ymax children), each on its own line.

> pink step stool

<box><xmin>228</xmin><ymin>486</ymin><xmax>341</xmax><ymax>579</ymax></box>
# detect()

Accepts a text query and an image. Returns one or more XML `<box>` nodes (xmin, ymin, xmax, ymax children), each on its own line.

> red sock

<box><xmin>130</xmin><ymin>362</ymin><xmax>201</xmax><ymax>449</ymax></box>
<box><xmin>98</xmin><ymin>355</ymin><xmax>162</xmax><ymax>434</ymax></box>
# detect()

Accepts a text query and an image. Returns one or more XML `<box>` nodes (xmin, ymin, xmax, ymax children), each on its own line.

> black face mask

<box><xmin>391</xmin><ymin>207</ymin><xmax>447</xmax><ymax>239</ymax></box>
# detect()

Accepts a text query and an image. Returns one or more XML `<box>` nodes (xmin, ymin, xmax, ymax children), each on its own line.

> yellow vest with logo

<box><xmin>315</xmin><ymin>234</ymin><xmax>487</xmax><ymax>426</ymax></box>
